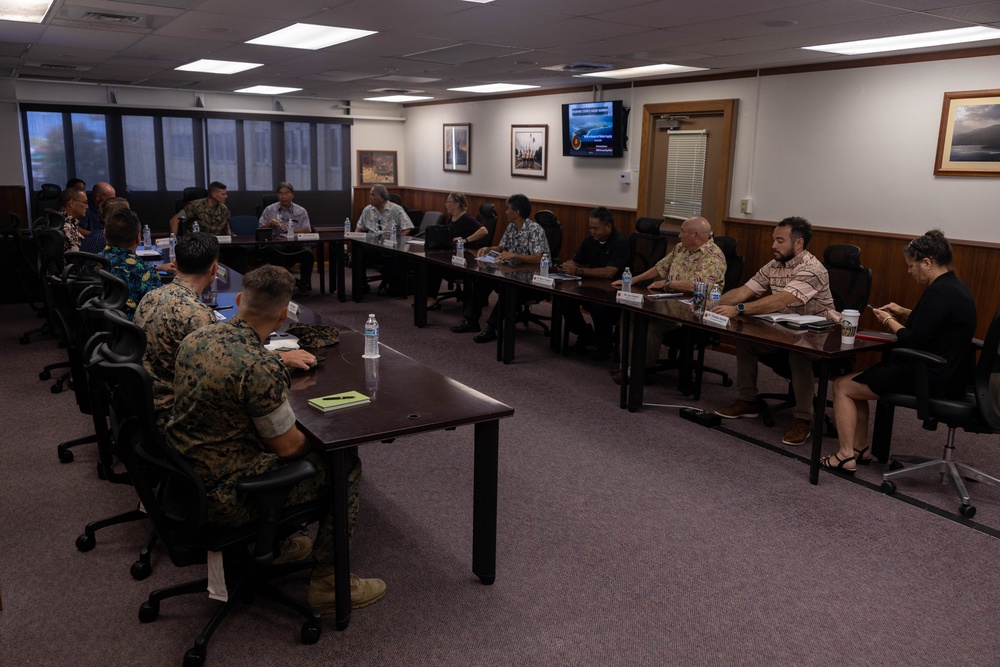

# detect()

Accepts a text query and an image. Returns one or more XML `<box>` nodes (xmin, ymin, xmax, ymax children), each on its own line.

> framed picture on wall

<box><xmin>357</xmin><ymin>150</ymin><xmax>398</xmax><ymax>186</ymax></box>
<box><xmin>934</xmin><ymin>89</ymin><xmax>1000</xmax><ymax>177</ymax></box>
<box><xmin>511</xmin><ymin>124</ymin><xmax>547</xmax><ymax>178</ymax></box>
<box><xmin>443</xmin><ymin>123</ymin><xmax>471</xmax><ymax>173</ymax></box>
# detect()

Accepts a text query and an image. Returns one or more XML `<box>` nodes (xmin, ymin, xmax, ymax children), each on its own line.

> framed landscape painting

<box><xmin>934</xmin><ymin>89</ymin><xmax>1000</xmax><ymax>177</ymax></box>
<box><xmin>358</xmin><ymin>150</ymin><xmax>398</xmax><ymax>185</ymax></box>
<box><xmin>510</xmin><ymin>124</ymin><xmax>547</xmax><ymax>178</ymax></box>
<box><xmin>443</xmin><ymin>123</ymin><xmax>471</xmax><ymax>173</ymax></box>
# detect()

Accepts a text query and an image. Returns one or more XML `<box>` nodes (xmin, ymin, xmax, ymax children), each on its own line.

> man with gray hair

<box><xmin>355</xmin><ymin>185</ymin><xmax>413</xmax><ymax>295</ymax></box>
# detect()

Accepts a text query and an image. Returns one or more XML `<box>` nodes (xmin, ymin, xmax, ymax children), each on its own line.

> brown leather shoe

<box><xmin>308</xmin><ymin>565</ymin><xmax>387</xmax><ymax>613</ymax></box>
<box><xmin>715</xmin><ymin>399</ymin><xmax>759</xmax><ymax>419</ymax></box>
<box><xmin>782</xmin><ymin>418</ymin><xmax>812</xmax><ymax>446</ymax></box>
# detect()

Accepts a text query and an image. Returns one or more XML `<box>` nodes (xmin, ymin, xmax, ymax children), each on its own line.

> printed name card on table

<box><xmin>216</xmin><ymin>235</ymin><xmax>232</xmax><ymax>244</ymax></box>
<box><xmin>616</xmin><ymin>290</ymin><xmax>644</xmax><ymax>306</ymax></box>
<box><xmin>296</xmin><ymin>232</ymin><xmax>319</xmax><ymax>241</ymax></box>
<box><xmin>287</xmin><ymin>301</ymin><xmax>300</xmax><ymax>321</ymax></box>
<box><xmin>215</xmin><ymin>265</ymin><xmax>228</xmax><ymax>283</ymax></box>
<box><xmin>531</xmin><ymin>274</ymin><xmax>555</xmax><ymax>288</ymax></box>
<box><xmin>345</xmin><ymin>232</ymin><xmax>369</xmax><ymax>240</ymax></box>
<box><xmin>155</xmin><ymin>238</ymin><xmax>170</xmax><ymax>249</ymax></box>
<box><xmin>703</xmin><ymin>310</ymin><xmax>730</xmax><ymax>328</ymax></box>
<box><xmin>451</xmin><ymin>255</ymin><xmax>467</xmax><ymax>267</ymax></box>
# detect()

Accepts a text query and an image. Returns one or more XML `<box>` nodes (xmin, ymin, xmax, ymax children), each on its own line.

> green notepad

<box><xmin>308</xmin><ymin>391</ymin><xmax>371</xmax><ymax>412</ymax></box>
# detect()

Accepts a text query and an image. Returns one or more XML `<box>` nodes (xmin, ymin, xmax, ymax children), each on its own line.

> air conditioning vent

<box><xmin>81</xmin><ymin>12</ymin><xmax>141</xmax><ymax>25</ymax></box>
<box><xmin>542</xmin><ymin>62</ymin><xmax>614</xmax><ymax>74</ymax></box>
<box><xmin>24</xmin><ymin>62</ymin><xmax>93</xmax><ymax>72</ymax></box>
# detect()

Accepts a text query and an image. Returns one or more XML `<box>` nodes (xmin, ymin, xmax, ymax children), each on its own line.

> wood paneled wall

<box><xmin>1</xmin><ymin>186</ymin><xmax>29</xmax><ymax>228</ymax></box>
<box><xmin>722</xmin><ymin>217</ymin><xmax>1000</xmax><ymax>341</ymax></box>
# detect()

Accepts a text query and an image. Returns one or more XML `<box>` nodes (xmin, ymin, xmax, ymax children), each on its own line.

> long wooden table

<box><xmin>227</xmin><ymin>230</ymin><xmax>348</xmax><ymax>301</ymax></box>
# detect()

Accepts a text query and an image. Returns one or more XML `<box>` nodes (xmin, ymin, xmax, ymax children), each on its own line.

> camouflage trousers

<box><xmin>206</xmin><ymin>448</ymin><xmax>362</xmax><ymax>564</ymax></box>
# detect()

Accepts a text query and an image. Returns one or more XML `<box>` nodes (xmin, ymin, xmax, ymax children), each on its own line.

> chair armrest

<box><xmin>236</xmin><ymin>460</ymin><xmax>317</xmax><ymax>565</ymax></box>
<box><xmin>889</xmin><ymin>348</ymin><xmax>945</xmax><ymax>421</ymax></box>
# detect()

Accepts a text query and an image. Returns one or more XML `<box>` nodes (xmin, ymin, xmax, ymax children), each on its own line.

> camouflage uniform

<box><xmin>98</xmin><ymin>245</ymin><xmax>163</xmax><ymax>320</ymax></box>
<box><xmin>167</xmin><ymin>316</ymin><xmax>360</xmax><ymax>563</ymax></box>
<box><xmin>182</xmin><ymin>197</ymin><xmax>231</xmax><ymax>235</ymax></box>
<box><xmin>133</xmin><ymin>275</ymin><xmax>215</xmax><ymax>430</ymax></box>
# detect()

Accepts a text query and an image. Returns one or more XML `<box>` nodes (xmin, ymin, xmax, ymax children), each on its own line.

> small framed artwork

<box><xmin>934</xmin><ymin>89</ymin><xmax>1000</xmax><ymax>177</ymax></box>
<box><xmin>511</xmin><ymin>124</ymin><xmax>548</xmax><ymax>178</ymax></box>
<box><xmin>357</xmin><ymin>150</ymin><xmax>398</xmax><ymax>186</ymax></box>
<box><xmin>443</xmin><ymin>123</ymin><xmax>471</xmax><ymax>173</ymax></box>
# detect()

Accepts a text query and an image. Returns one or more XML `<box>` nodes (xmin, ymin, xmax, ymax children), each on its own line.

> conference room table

<box><xmin>215</xmin><ymin>268</ymin><xmax>515</xmax><ymax>630</ymax></box>
<box><xmin>224</xmin><ymin>229</ymin><xmax>349</xmax><ymax>301</ymax></box>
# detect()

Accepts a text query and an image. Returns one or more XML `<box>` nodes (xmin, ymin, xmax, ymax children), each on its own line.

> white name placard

<box><xmin>296</xmin><ymin>232</ymin><xmax>319</xmax><ymax>241</ymax></box>
<box><xmin>287</xmin><ymin>301</ymin><xmax>300</xmax><ymax>320</ymax></box>
<box><xmin>155</xmin><ymin>237</ymin><xmax>170</xmax><ymax>249</ymax></box>
<box><xmin>345</xmin><ymin>232</ymin><xmax>369</xmax><ymax>240</ymax></box>
<box><xmin>451</xmin><ymin>256</ymin><xmax>467</xmax><ymax>267</ymax></box>
<box><xmin>616</xmin><ymin>290</ymin><xmax>644</xmax><ymax>306</ymax></box>
<box><xmin>216</xmin><ymin>235</ymin><xmax>232</xmax><ymax>244</ymax></box>
<box><xmin>532</xmin><ymin>275</ymin><xmax>555</xmax><ymax>288</ymax></box>
<box><xmin>703</xmin><ymin>310</ymin><xmax>730</xmax><ymax>328</ymax></box>
<box><xmin>216</xmin><ymin>266</ymin><xmax>228</xmax><ymax>282</ymax></box>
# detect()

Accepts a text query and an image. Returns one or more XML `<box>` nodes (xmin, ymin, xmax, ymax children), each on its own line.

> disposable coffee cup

<box><xmin>840</xmin><ymin>309</ymin><xmax>860</xmax><ymax>345</ymax></box>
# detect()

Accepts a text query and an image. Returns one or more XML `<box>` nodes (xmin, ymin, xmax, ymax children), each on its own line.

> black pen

<box><xmin>214</xmin><ymin>305</ymin><xmax>233</xmax><ymax>311</ymax></box>
<box><xmin>318</xmin><ymin>395</ymin><xmax>351</xmax><ymax>401</ymax></box>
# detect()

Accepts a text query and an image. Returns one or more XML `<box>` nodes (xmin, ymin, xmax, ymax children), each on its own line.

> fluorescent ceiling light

<box><xmin>448</xmin><ymin>83</ymin><xmax>540</xmax><ymax>93</ymax></box>
<box><xmin>247</xmin><ymin>23</ymin><xmax>376</xmax><ymax>50</ymax></box>
<box><xmin>0</xmin><ymin>0</ymin><xmax>53</xmax><ymax>23</ymax></box>
<box><xmin>461</xmin><ymin>0</ymin><xmax>496</xmax><ymax>3</ymax></box>
<box><xmin>176</xmin><ymin>59</ymin><xmax>262</xmax><ymax>75</ymax></box>
<box><xmin>579</xmin><ymin>64</ymin><xmax>709</xmax><ymax>79</ymax></box>
<box><xmin>365</xmin><ymin>95</ymin><xmax>434</xmax><ymax>103</ymax></box>
<box><xmin>804</xmin><ymin>26</ymin><xmax>1000</xmax><ymax>55</ymax></box>
<box><xmin>235</xmin><ymin>85</ymin><xmax>302</xmax><ymax>95</ymax></box>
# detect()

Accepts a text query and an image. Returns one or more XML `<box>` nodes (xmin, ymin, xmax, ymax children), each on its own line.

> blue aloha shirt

<box><xmin>99</xmin><ymin>245</ymin><xmax>162</xmax><ymax>320</ymax></box>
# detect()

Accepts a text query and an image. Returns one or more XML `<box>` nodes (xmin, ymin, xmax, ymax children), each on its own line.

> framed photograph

<box><xmin>934</xmin><ymin>89</ymin><xmax>1000</xmax><ymax>177</ymax></box>
<box><xmin>511</xmin><ymin>124</ymin><xmax>548</xmax><ymax>178</ymax></box>
<box><xmin>357</xmin><ymin>150</ymin><xmax>398</xmax><ymax>186</ymax></box>
<box><xmin>443</xmin><ymin>123</ymin><xmax>471</xmax><ymax>173</ymax></box>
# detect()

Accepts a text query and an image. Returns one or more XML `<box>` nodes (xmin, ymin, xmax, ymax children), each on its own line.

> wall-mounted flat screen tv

<box><xmin>562</xmin><ymin>100</ymin><xmax>627</xmax><ymax>157</ymax></box>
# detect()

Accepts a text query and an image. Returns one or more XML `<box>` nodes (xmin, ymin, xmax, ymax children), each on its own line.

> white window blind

<box><xmin>663</xmin><ymin>130</ymin><xmax>707</xmax><ymax>221</ymax></box>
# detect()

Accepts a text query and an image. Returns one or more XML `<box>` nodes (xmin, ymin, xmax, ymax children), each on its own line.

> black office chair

<box><xmin>92</xmin><ymin>310</ymin><xmax>325</xmax><ymax>667</ymax></box>
<box><xmin>256</xmin><ymin>193</ymin><xmax>279</xmax><ymax>218</ymax></box>
<box><xmin>880</xmin><ymin>305</ymin><xmax>1000</xmax><ymax>518</ymax></box>
<box><xmin>174</xmin><ymin>186</ymin><xmax>208</xmax><ymax>214</ymax></box>
<box><xmin>757</xmin><ymin>244</ymin><xmax>872</xmax><ymax>433</ymax></box>
<box><xmin>515</xmin><ymin>210</ymin><xmax>562</xmax><ymax>334</ymax></box>
<box><xmin>33</xmin><ymin>224</ymin><xmax>73</xmax><ymax>392</ymax></box>
<box><xmin>3</xmin><ymin>213</ymin><xmax>48</xmax><ymax>343</ymax></box>
<box><xmin>34</xmin><ymin>183</ymin><xmax>62</xmax><ymax>221</ymax></box>
<box><xmin>387</xmin><ymin>193</ymin><xmax>402</xmax><ymax>205</ymax></box>
<box><xmin>475</xmin><ymin>203</ymin><xmax>499</xmax><ymax>249</ymax></box>
<box><xmin>415</xmin><ymin>210</ymin><xmax>444</xmax><ymax>237</ymax></box>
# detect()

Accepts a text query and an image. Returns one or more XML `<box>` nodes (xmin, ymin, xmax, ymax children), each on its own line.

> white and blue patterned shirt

<box><xmin>356</xmin><ymin>202</ymin><xmax>413</xmax><ymax>233</ymax></box>
<box><xmin>499</xmin><ymin>219</ymin><xmax>549</xmax><ymax>257</ymax></box>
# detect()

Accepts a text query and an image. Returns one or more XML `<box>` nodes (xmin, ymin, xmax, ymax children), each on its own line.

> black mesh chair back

<box><xmin>35</xmin><ymin>183</ymin><xmax>62</xmax><ymax>221</ymax></box>
<box><xmin>416</xmin><ymin>211</ymin><xmax>444</xmax><ymax>237</ymax></box>
<box><xmin>635</xmin><ymin>217</ymin><xmax>664</xmax><ymax>235</ymax></box>
<box><xmin>534</xmin><ymin>210</ymin><xmax>562</xmax><ymax>258</ymax></box>
<box><xmin>476</xmin><ymin>204</ymin><xmax>498</xmax><ymax>248</ymax></box>
<box><xmin>387</xmin><ymin>193</ymin><xmax>402</xmax><ymax>205</ymax></box>
<box><xmin>257</xmin><ymin>193</ymin><xmax>279</xmax><ymax>218</ymax></box>
<box><xmin>628</xmin><ymin>232</ymin><xmax>669</xmax><ymax>276</ymax></box>
<box><xmin>823</xmin><ymin>244</ymin><xmax>872</xmax><ymax>313</ymax></box>
<box><xmin>174</xmin><ymin>186</ymin><xmax>208</xmax><ymax>213</ymax></box>
<box><xmin>714</xmin><ymin>236</ymin><xmax>745</xmax><ymax>292</ymax></box>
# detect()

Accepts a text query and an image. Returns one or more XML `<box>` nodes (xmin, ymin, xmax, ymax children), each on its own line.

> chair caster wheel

<box><xmin>301</xmin><ymin>621</ymin><xmax>322</xmax><ymax>645</ymax></box>
<box><xmin>39</xmin><ymin>370</ymin><xmax>50</xmax><ymax>380</ymax></box>
<box><xmin>722</xmin><ymin>378</ymin><xmax>733</xmax><ymax>387</ymax></box>
<box><xmin>138</xmin><ymin>600</ymin><xmax>160</xmax><ymax>623</ymax></box>
<box><xmin>51</xmin><ymin>383</ymin><xmax>63</xmax><ymax>394</ymax></box>
<box><xmin>20</xmin><ymin>335</ymin><xmax>30</xmax><ymax>344</ymax></box>
<box><xmin>76</xmin><ymin>533</ymin><xmax>96</xmax><ymax>552</ymax></box>
<box><xmin>888</xmin><ymin>460</ymin><xmax>904</xmax><ymax>471</ymax></box>
<box><xmin>183</xmin><ymin>649</ymin><xmax>205</xmax><ymax>667</ymax></box>
<box><xmin>762</xmin><ymin>417</ymin><xmax>775</xmax><ymax>427</ymax></box>
<box><xmin>131</xmin><ymin>560</ymin><xmax>152</xmax><ymax>580</ymax></box>
<box><xmin>880</xmin><ymin>481</ymin><xmax>896</xmax><ymax>495</ymax></box>
<box><xmin>960</xmin><ymin>504</ymin><xmax>976</xmax><ymax>519</ymax></box>
<box><xmin>58</xmin><ymin>448</ymin><xmax>74</xmax><ymax>463</ymax></box>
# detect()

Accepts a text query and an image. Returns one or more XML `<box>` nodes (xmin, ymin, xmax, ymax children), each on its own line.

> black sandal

<box><xmin>820</xmin><ymin>452</ymin><xmax>857</xmax><ymax>475</ymax></box>
<box><xmin>854</xmin><ymin>446</ymin><xmax>873</xmax><ymax>465</ymax></box>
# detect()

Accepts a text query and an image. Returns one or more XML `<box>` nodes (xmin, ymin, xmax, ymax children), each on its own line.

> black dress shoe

<box><xmin>473</xmin><ymin>328</ymin><xmax>498</xmax><ymax>344</ymax></box>
<box><xmin>451</xmin><ymin>319</ymin><xmax>480</xmax><ymax>334</ymax></box>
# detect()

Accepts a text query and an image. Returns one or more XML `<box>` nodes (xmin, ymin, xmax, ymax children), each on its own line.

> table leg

<box><xmin>414</xmin><ymin>258</ymin><xmax>428</xmax><ymax>328</ymax></box>
<box><xmin>619</xmin><ymin>310</ymin><xmax>631</xmax><ymax>409</ymax></box>
<box><xmin>473</xmin><ymin>420</ymin><xmax>499</xmax><ymax>585</ymax></box>
<box><xmin>809</xmin><ymin>360</ymin><xmax>831</xmax><ymax>485</ymax></box>
<box><xmin>330</xmin><ymin>449</ymin><xmax>352</xmax><ymax>630</ymax></box>
<box><xmin>627</xmin><ymin>313</ymin><xmax>649</xmax><ymax>412</ymax></box>
<box><xmin>335</xmin><ymin>241</ymin><xmax>346</xmax><ymax>303</ymax></box>
<box><xmin>351</xmin><ymin>242</ymin><xmax>365</xmax><ymax>303</ymax></box>
<box><xmin>550</xmin><ymin>295</ymin><xmax>563</xmax><ymax>354</ymax></box>
<box><xmin>317</xmin><ymin>240</ymin><xmax>327</xmax><ymax>295</ymax></box>
<box><xmin>498</xmin><ymin>283</ymin><xmax>516</xmax><ymax>364</ymax></box>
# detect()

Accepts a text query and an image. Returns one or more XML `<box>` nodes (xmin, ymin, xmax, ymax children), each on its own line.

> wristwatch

<box><xmin>575</xmin><ymin>267</ymin><xmax>584</xmax><ymax>277</ymax></box>
<box><xmin>737</xmin><ymin>303</ymin><xmax>745</xmax><ymax>315</ymax></box>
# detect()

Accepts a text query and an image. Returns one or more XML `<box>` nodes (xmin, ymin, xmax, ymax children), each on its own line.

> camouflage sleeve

<box><xmin>253</xmin><ymin>400</ymin><xmax>296</xmax><ymax>439</ymax></box>
<box><xmin>242</xmin><ymin>357</ymin><xmax>294</xmax><ymax>438</ymax></box>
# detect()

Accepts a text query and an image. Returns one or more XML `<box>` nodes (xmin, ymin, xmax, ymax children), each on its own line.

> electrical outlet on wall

<box><xmin>740</xmin><ymin>197</ymin><xmax>752</xmax><ymax>214</ymax></box>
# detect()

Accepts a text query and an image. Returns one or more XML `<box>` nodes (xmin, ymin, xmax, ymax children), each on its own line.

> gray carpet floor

<box><xmin>3</xmin><ymin>274</ymin><xmax>1000</xmax><ymax>666</ymax></box>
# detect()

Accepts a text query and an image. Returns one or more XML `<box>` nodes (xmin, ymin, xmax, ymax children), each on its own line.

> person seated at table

<box><xmin>80</xmin><ymin>195</ymin><xmax>129</xmax><ymax>254</ymax></box>
<box><xmin>168</xmin><ymin>181</ymin><xmax>248</xmax><ymax>273</ymax></box>
<box><xmin>557</xmin><ymin>206</ymin><xmax>630</xmax><ymax>361</ymax></box>
<box><xmin>80</xmin><ymin>181</ymin><xmax>115</xmax><ymax>235</ymax></box>
<box><xmin>99</xmin><ymin>209</ymin><xmax>162</xmax><ymax>320</ymax></box>
<box><xmin>452</xmin><ymin>194</ymin><xmax>550</xmax><ymax>343</ymax></box>
<box><xmin>167</xmin><ymin>265</ymin><xmax>386</xmax><ymax>613</ymax></box>
<box><xmin>258</xmin><ymin>182</ymin><xmax>315</xmax><ymax>296</ymax></box>
<box><xmin>711</xmin><ymin>216</ymin><xmax>835</xmax><ymax>446</ymax></box>
<box><xmin>610</xmin><ymin>216</ymin><xmax>726</xmax><ymax>381</ymax></box>
<box><xmin>426</xmin><ymin>192</ymin><xmax>488</xmax><ymax>309</ymax></box>
<box><xmin>823</xmin><ymin>230</ymin><xmax>977</xmax><ymax>473</ymax></box>
<box><xmin>58</xmin><ymin>187</ymin><xmax>88</xmax><ymax>253</ymax></box>
<box><xmin>355</xmin><ymin>185</ymin><xmax>414</xmax><ymax>296</ymax></box>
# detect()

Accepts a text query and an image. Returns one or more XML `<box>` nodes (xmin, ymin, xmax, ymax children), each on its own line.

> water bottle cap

<box><xmin>368</xmin><ymin>313</ymin><xmax>375</xmax><ymax>317</ymax></box>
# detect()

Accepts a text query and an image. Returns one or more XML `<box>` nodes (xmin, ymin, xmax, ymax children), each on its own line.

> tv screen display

<box><xmin>562</xmin><ymin>100</ymin><xmax>625</xmax><ymax>157</ymax></box>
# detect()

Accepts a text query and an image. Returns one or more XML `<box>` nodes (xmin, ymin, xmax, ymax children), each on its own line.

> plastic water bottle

<box><xmin>169</xmin><ymin>233</ymin><xmax>177</xmax><ymax>261</ymax></box>
<box><xmin>539</xmin><ymin>253</ymin><xmax>550</xmax><ymax>277</ymax></box>
<box><xmin>286</xmin><ymin>218</ymin><xmax>296</xmax><ymax>240</ymax></box>
<box><xmin>191</xmin><ymin>219</ymin><xmax>200</xmax><ymax>234</ymax></box>
<box><xmin>709</xmin><ymin>282</ymin><xmax>722</xmax><ymax>310</ymax></box>
<box><xmin>388</xmin><ymin>219</ymin><xmax>397</xmax><ymax>245</ymax></box>
<box><xmin>142</xmin><ymin>224</ymin><xmax>151</xmax><ymax>250</ymax></box>
<box><xmin>621</xmin><ymin>267</ymin><xmax>632</xmax><ymax>293</ymax></box>
<box><xmin>363</xmin><ymin>314</ymin><xmax>380</xmax><ymax>359</ymax></box>
<box><xmin>344</xmin><ymin>217</ymin><xmax>351</xmax><ymax>235</ymax></box>
<box><xmin>455</xmin><ymin>237</ymin><xmax>465</xmax><ymax>257</ymax></box>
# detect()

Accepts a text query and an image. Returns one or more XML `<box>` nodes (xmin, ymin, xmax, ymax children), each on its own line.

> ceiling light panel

<box><xmin>447</xmin><ymin>83</ymin><xmax>539</xmax><ymax>93</ymax></box>
<box><xmin>246</xmin><ymin>23</ymin><xmax>376</xmax><ymax>50</ymax></box>
<box><xmin>175</xmin><ymin>59</ymin><xmax>263</xmax><ymax>74</ymax></box>
<box><xmin>0</xmin><ymin>0</ymin><xmax>54</xmax><ymax>23</ymax></box>
<box><xmin>804</xmin><ymin>26</ymin><xmax>1000</xmax><ymax>55</ymax></box>
<box><xmin>365</xmin><ymin>94</ymin><xmax>434</xmax><ymax>102</ymax></box>
<box><xmin>579</xmin><ymin>63</ymin><xmax>709</xmax><ymax>79</ymax></box>
<box><xmin>235</xmin><ymin>85</ymin><xmax>301</xmax><ymax>94</ymax></box>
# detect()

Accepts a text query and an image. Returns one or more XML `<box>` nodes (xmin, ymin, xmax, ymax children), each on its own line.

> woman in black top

<box><xmin>426</xmin><ymin>192</ymin><xmax>489</xmax><ymax>308</ymax></box>
<box><xmin>824</xmin><ymin>230</ymin><xmax>977</xmax><ymax>473</ymax></box>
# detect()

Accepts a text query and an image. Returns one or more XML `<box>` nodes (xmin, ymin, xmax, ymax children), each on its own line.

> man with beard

<box><xmin>711</xmin><ymin>217</ymin><xmax>835</xmax><ymax>446</ymax></box>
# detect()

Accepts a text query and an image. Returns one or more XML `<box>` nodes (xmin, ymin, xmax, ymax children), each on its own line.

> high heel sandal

<box><xmin>853</xmin><ymin>446</ymin><xmax>873</xmax><ymax>465</ymax></box>
<box><xmin>820</xmin><ymin>452</ymin><xmax>857</xmax><ymax>475</ymax></box>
